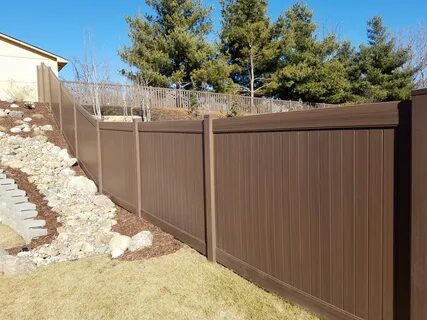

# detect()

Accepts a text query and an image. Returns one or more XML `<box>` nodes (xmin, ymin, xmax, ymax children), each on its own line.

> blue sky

<box><xmin>1</xmin><ymin>0</ymin><xmax>425</xmax><ymax>82</ymax></box>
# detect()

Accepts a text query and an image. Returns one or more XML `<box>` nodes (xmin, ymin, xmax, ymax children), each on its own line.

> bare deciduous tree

<box><xmin>71</xmin><ymin>30</ymin><xmax>111</xmax><ymax>118</ymax></box>
<box><xmin>396</xmin><ymin>22</ymin><xmax>427</xmax><ymax>88</ymax></box>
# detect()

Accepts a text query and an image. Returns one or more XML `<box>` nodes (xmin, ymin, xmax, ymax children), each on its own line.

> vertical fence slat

<box><xmin>36</xmin><ymin>65</ymin><xmax>41</xmax><ymax>102</ymax></box>
<box><xmin>59</xmin><ymin>84</ymin><xmax>63</xmax><ymax>133</ymax></box>
<box><xmin>134</xmin><ymin>119</ymin><xmax>142</xmax><ymax>217</ymax></box>
<box><xmin>204</xmin><ymin>115</ymin><xmax>216</xmax><ymax>262</ymax></box>
<box><xmin>96</xmin><ymin>120</ymin><xmax>103</xmax><ymax>192</ymax></box>
<box><xmin>41</xmin><ymin>65</ymin><xmax>45</xmax><ymax>103</ymax></box>
<box><xmin>73</xmin><ymin>101</ymin><xmax>79</xmax><ymax>159</ymax></box>
<box><xmin>47</xmin><ymin>66</ymin><xmax>52</xmax><ymax>111</ymax></box>
<box><xmin>382</xmin><ymin>128</ymin><xmax>394</xmax><ymax>320</ymax></box>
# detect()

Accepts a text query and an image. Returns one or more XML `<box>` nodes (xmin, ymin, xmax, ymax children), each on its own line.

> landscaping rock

<box><xmin>68</xmin><ymin>176</ymin><xmax>98</xmax><ymax>195</ymax></box>
<box><xmin>40</xmin><ymin>124</ymin><xmax>53</xmax><ymax>131</ymax></box>
<box><xmin>109</xmin><ymin>234</ymin><xmax>131</xmax><ymax>258</ymax></box>
<box><xmin>60</xmin><ymin>168</ymin><xmax>75</xmax><ymax>177</ymax></box>
<box><xmin>23</xmin><ymin>117</ymin><xmax>32</xmax><ymax>122</ymax></box>
<box><xmin>10</xmin><ymin>103</ymin><xmax>19</xmax><ymax>109</ymax></box>
<box><xmin>93</xmin><ymin>195</ymin><xmax>115</xmax><ymax>208</ymax></box>
<box><xmin>9</xmin><ymin>111</ymin><xmax>23</xmax><ymax>118</ymax></box>
<box><xmin>0</xmin><ymin>254</ymin><xmax>36</xmax><ymax>276</ymax></box>
<box><xmin>129</xmin><ymin>231</ymin><xmax>153</xmax><ymax>252</ymax></box>
<box><xmin>10</xmin><ymin>127</ymin><xmax>21</xmax><ymax>133</ymax></box>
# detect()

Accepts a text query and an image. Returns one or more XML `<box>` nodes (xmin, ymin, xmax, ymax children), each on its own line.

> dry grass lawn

<box><xmin>0</xmin><ymin>247</ymin><xmax>318</xmax><ymax>320</ymax></box>
<box><xmin>0</xmin><ymin>224</ymin><xmax>25</xmax><ymax>249</ymax></box>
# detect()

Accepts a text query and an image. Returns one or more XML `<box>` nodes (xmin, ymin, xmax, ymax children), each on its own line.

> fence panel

<box><xmin>99</xmin><ymin>122</ymin><xmax>138</xmax><ymax>213</ymax></box>
<box><xmin>49</xmin><ymin>70</ymin><xmax>61</xmax><ymax>123</ymax></box>
<box><xmin>75</xmin><ymin>106</ymin><xmax>99</xmax><ymax>183</ymax></box>
<box><xmin>42</xmin><ymin>66</ymin><xmax>50</xmax><ymax>106</ymax></box>
<box><xmin>36</xmin><ymin>65</ymin><xmax>43</xmax><ymax>102</ymax></box>
<box><xmin>212</xmin><ymin>105</ymin><xmax>399</xmax><ymax>320</ymax></box>
<box><xmin>60</xmin><ymin>86</ymin><xmax>76</xmax><ymax>154</ymax></box>
<box><xmin>138</xmin><ymin>121</ymin><xmax>206</xmax><ymax>253</ymax></box>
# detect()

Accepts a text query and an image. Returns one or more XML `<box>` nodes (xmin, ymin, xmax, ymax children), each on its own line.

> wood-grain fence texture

<box><xmin>37</xmin><ymin>63</ymin><xmax>427</xmax><ymax>320</ymax></box>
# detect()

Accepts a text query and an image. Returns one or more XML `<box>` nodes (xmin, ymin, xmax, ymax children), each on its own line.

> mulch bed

<box><xmin>1</xmin><ymin>101</ymin><xmax>182</xmax><ymax>260</ymax></box>
<box><xmin>112</xmin><ymin>208</ymin><xmax>182</xmax><ymax>261</ymax></box>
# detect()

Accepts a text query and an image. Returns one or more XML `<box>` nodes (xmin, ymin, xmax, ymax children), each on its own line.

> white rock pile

<box><xmin>109</xmin><ymin>231</ymin><xmax>153</xmax><ymax>258</ymax></box>
<box><xmin>0</xmin><ymin>107</ymin><xmax>53</xmax><ymax>134</ymax></box>
<box><xmin>0</xmin><ymin>132</ymin><xmax>152</xmax><ymax>275</ymax></box>
<box><xmin>9</xmin><ymin>120</ymin><xmax>53</xmax><ymax>134</ymax></box>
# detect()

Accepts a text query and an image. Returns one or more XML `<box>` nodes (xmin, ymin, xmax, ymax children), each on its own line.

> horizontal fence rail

<box><xmin>61</xmin><ymin>80</ymin><xmax>338</xmax><ymax>114</ymax></box>
<box><xmin>37</xmin><ymin>63</ymin><xmax>427</xmax><ymax>320</ymax></box>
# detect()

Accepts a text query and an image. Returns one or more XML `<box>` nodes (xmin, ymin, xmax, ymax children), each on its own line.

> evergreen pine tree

<box><xmin>268</xmin><ymin>3</ymin><xmax>350</xmax><ymax>103</ymax></box>
<box><xmin>357</xmin><ymin>16</ymin><xmax>418</xmax><ymax>101</ymax></box>
<box><xmin>336</xmin><ymin>40</ymin><xmax>364</xmax><ymax>102</ymax></box>
<box><xmin>220</xmin><ymin>0</ymin><xmax>279</xmax><ymax>100</ymax></box>
<box><xmin>119</xmin><ymin>0</ymin><xmax>233</xmax><ymax>91</ymax></box>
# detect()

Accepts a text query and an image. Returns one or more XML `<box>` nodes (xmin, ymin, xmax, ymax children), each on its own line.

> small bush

<box><xmin>187</xmin><ymin>92</ymin><xmax>201</xmax><ymax>118</ymax></box>
<box><xmin>4</xmin><ymin>79</ymin><xmax>35</xmax><ymax>102</ymax></box>
<box><xmin>221</xmin><ymin>101</ymin><xmax>244</xmax><ymax>118</ymax></box>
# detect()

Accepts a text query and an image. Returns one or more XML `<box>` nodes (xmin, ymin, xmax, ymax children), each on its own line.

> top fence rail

<box><xmin>61</xmin><ymin>80</ymin><xmax>339</xmax><ymax>115</ymax></box>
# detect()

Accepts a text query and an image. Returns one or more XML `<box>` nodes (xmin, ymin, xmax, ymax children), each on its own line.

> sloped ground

<box><xmin>0</xmin><ymin>247</ymin><xmax>318</xmax><ymax>320</ymax></box>
<box><xmin>0</xmin><ymin>102</ymin><xmax>182</xmax><ymax>260</ymax></box>
<box><xmin>0</xmin><ymin>101</ymin><xmax>317</xmax><ymax>320</ymax></box>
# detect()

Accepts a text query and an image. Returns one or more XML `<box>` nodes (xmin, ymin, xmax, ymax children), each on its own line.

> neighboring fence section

<box><xmin>62</xmin><ymin>80</ymin><xmax>338</xmax><ymax>114</ymax></box>
<box><xmin>37</xmin><ymin>63</ymin><xmax>427</xmax><ymax>320</ymax></box>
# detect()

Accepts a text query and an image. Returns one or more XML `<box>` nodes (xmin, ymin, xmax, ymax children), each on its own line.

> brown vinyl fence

<box><xmin>37</xmin><ymin>63</ymin><xmax>427</xmax><ymax>320</ymax></box>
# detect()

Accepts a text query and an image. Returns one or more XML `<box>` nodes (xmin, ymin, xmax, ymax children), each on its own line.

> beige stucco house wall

<box><xmin>0</xmin><ymin>33</ymin><xmax>67</xmax><ymax>102</ymax></box>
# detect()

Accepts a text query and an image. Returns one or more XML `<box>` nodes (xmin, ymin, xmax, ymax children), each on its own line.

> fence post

<box><xmin>134</xmin><ymin>118</ymin><xmax>142</xmax><ymax>217</ymax></box>
<box><xmin>58</xmin><ymin>84</ymin><xmax>63</xmax><ymax>133</ymax></box>
<box><xmin>40</xmin><ymin>62</ymin><xmax>46</xmax><ymax>103</ymax></box>
<box><xmin>36</xmin><ymin>65</ymin><xmax>42</xmax><ymax>102</ymax></box>
<box><xmin>96</xmin><ymin>120</ymin><xmax>103</xmax><ymax>193</ymax></box>
<box><xmin>46</xmin><ymin>67</ymin><xmax>52</xmax><ymax>112</ymax></box>
<box><xmin>73</xmin><ymin>101</ymin><xmax>79</xmax><ymax>159</ymax></box>
<box><xmin>203</xmin><ymin>114</ymin><xmax>216</xmax><ymax>262</ymax></box>
<box><xmin>411</xmin><ymin>89</ymin><xmax>427</xmax><ymax>320</ymax></box>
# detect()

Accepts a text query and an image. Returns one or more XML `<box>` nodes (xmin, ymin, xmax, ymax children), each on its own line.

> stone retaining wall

<box><xmin>0</xmin><ymin>169</ymin><xmax>46</xmax><ymax>243</ymax></box>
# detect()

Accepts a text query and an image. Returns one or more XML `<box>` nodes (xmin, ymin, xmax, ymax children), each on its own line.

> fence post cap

<box><xmin>412</xmin><ymin>88</ymin><xmax>427</xmax><ymax>97</ymax></box>
<box><xmin>204</xmin><ymin>113</ymin><xmax>217</xmax><ymax>120</ymax></box>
